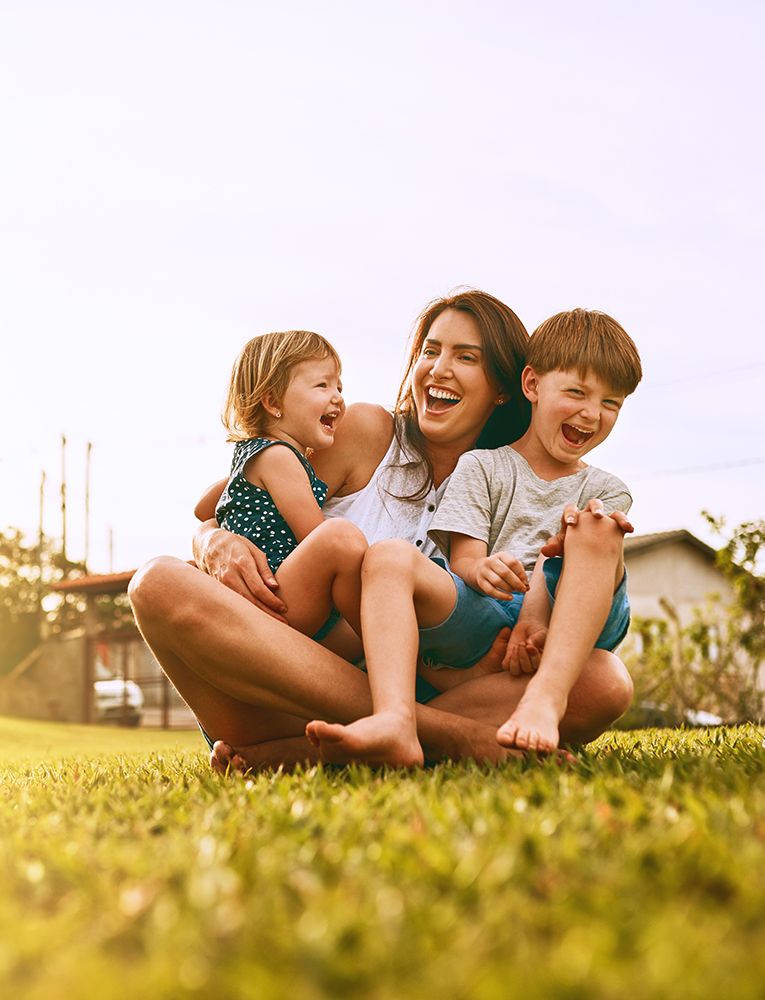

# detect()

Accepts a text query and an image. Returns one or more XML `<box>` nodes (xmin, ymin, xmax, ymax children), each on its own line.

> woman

<box><xmin>129</xmin><ymin>290</ymin><xmax>633</xmax><ymax>768</ymax></box>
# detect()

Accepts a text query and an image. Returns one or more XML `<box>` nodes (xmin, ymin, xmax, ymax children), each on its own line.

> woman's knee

<box><xmin>128</xmin><ymin>556</ymin><xmax>189</xmax><ymax>623</ymax></box>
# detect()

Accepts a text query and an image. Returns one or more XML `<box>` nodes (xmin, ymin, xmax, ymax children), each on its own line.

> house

<box><xmin>0</xmin><ymin>570</ymin><xmax>192</xmax><ymax>727</ymax></box>
<box><xmin>623</xmin><ymin>529</ymin><xmax>733</xmax><ymax>624</ymax></box>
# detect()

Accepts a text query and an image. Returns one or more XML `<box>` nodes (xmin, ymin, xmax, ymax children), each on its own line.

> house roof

<box><xmin>51</xmin><ymin>570</ymin><xmax>137</xmax><ymax>595</ymax></box>
<box><xmin>624</xmin><ymin>529</ymin><xmax>718</xmax><ymax>560</ymax></box>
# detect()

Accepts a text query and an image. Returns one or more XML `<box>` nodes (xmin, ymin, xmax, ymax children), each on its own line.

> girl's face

<box><xmin>273</xmin><ymin>356</ymin><xmax>345</xmax><ymax>454</ymax></box>
<box><xmin>411</xmin><ymin>309</ymin><xmax>500</xmax><ymax>450</ymax></box>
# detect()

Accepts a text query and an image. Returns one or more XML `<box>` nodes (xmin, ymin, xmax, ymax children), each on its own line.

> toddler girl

<box><xmin>211</xmin><ymin>330</ymin><xmax>367</xmax><ymax>656</ymax></box>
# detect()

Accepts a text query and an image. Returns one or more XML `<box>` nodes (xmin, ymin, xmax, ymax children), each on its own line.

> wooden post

<box><xmin>60</xmin><ymin>433</ymin><xmax>68</xmax><ymax>567</ymax></box>
<box><xmin>84</xmin><ymin>441</ymin><xmax>92</xmax><ymax>571</ymax></box>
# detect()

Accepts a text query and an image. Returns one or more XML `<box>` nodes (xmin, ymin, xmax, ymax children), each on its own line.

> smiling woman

<box><xmin>129</xmin><ymin>290</ymin><xmax>635</xmax><ymax>771</ymax></box>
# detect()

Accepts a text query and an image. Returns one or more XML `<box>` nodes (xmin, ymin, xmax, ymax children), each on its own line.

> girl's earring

<box><xmin>275</xmin><ymin>411</ymin><xmax>282</xmax><ymax>419</ymax></box>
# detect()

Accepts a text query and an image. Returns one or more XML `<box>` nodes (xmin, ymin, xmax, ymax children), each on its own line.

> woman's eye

<box><xmin>422</xmin><ymin>348</ymin><xmax>437</xmax><ymax>358</ymax></box>
<box><xmin>458</xmin><ymin>354</ymin><xmax>477</xmax><ymax>363</ymax></box>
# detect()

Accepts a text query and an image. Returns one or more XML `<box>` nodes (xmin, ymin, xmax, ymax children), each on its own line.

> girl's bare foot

<box><xmin>418</xmin><ymin>627</ymin><xmax>511</xmax><ymax>692</ymax></box>
<box><xmin>305</xmin><ymin>714</ymin><xmax>424</xmax><ymax>768</ymax></box>
<box><xmin>496</xmin><ymin>698</ymin><xmax>562</xmax><ymax>753</ymax></box>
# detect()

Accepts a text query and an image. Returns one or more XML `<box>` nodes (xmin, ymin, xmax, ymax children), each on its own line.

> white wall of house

<box><xmin>624</xmin><ymin>541</ymin><xmax>734</xmax><ymax>624</ymax></box>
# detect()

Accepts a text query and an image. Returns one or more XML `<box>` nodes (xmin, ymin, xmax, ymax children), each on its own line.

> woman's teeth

<box><xmin>427</xmin><ymin>388</ymin><xmax>461</xmax><ymax>408</ymax></box>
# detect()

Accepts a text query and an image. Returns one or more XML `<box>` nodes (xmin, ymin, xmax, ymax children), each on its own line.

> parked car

<box><xmin>617</xmin><ymin>700</ymin><xmax>724</xmax><ymax>730</ymax></box>
<box><xmin>94</xmin><ymin>661</ymin><xmax>144</xmax><ymax>726</ymax></box>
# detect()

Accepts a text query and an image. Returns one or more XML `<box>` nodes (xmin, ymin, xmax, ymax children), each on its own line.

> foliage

<box><xmin>0</xmin><ymin>527</ymin><xmax>131</xmax><ymax>674</ymax></box>
<box><xmin>0</xmin><ymin>720</ymin><xmax>763</xmax><ymax>1000</ymax></box>
<box><xmin>623</xmin><ymin>517</ymin><xmax>765</xmax><ymax>724</ymax></box>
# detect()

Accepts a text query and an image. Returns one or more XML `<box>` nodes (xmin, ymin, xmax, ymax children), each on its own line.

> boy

<box><xmin>307</xmin><ymin>308</ymin><xmax>641</xmax><ymax>765</ymax></box>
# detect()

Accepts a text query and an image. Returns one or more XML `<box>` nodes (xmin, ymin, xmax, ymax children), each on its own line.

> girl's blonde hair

<box><xmin>222</xmin><ymin>330</ymin><xmax>341</xmax><ymax>441</ymax></box>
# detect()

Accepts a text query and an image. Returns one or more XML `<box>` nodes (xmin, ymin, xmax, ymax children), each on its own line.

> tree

<box><xmin>623</xmin><ymin>516</ymin><xmax>764</xmax><ymax>724</ymax></box>
<box><xmin>0</xmin><ymin>527</ymin><xmax>131</xmax><ymax>673</ymax></box>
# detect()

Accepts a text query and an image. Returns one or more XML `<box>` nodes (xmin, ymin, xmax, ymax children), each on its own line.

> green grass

<box><xmin>2</xmin><ymin>719</ymin><xmax>764</xmax><ymax>999</ymax></box>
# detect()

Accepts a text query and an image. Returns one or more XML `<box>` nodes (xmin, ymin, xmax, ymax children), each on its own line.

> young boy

<box><xmin>307</xmin><ymin>308</ymin><xmax>641</xmax><ymax>766</ymax></box>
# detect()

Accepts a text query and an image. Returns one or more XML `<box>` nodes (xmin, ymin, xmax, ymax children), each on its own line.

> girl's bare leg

<box><xmin>275</xmin><ymin>519</ymin><xmax>366</xmax><ymax>649</ymax></box>
<box><xmin>307</xmin><ymin>540</ymin><xmax>458</xmax><ymax>767</ymax></box>
<box><xmin>497</xmin><ymin>513</ymin><xmax>628</xmax><ymax>752</ymax></box>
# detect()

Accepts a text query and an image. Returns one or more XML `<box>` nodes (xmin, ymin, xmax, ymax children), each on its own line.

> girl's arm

<box><xmin>245</xmin><ymin>446</ymin><xmax>324</xmax><ymax>542</ymax></box>
<box><xmin>449</xmin><ymin>533</ymin><xmax>529</xmax><ymax>600</ymax></box>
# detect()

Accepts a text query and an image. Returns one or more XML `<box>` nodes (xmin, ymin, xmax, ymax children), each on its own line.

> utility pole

<box><xmin>38</xmin><ymin>469</ymin><xmax>46</xmax><ymax>614</ymax></box>
<box><xmin>84</xmin><ymin>441</ymin><xmax>92</xmax><ymax>571</ymax></box>
<box><xmin>60</xmin><ymin>433</ymin><xmax>68</xmax><ymax>568</ymax></box>
<box><xmin>108</xmin><ymin>525</ymin><xmax>114</xmax><ymax>573</ymax></box>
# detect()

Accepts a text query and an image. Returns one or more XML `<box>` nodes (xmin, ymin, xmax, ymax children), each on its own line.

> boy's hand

<box><xmin>470</xmin><ymin>553</ymin><xmax>528</xmax><ymax>600</ymax></box>
<box><xmin>541</xmin><ymin>502</ymin><xmax>634</xmax><ymax>558</ymax></box>
<box><xmin>503</xmin><ymin>619</ymin><xmax>548</xmax><ymax>675</ymax></box>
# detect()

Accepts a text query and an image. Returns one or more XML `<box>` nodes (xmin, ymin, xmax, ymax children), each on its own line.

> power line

<box><xmin>628</xmin><ymin>456</ymin><xmax>765</xmax><ymax>480</ymax></box>
<box><xmin>643</xmin><ymin>361</ymin><xmax>765</xmax><ymax>391</ymax></box>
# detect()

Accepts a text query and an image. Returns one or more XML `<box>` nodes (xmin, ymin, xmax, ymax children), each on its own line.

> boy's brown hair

<box><xmin>527</xmin><ymin>308</ymin><xmax>642</xmax><ymax>395</ymax></box>
<box><xmin>222</xmin><ymin>330</ymin><xmax>341</xmax><ymax>441</ymax></box>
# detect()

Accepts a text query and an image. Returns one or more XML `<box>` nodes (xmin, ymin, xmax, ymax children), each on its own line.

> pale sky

<box><xmin>2</xmin><ymin>1</ymin><xmax>763</xmax><ymax>571</ymax></box>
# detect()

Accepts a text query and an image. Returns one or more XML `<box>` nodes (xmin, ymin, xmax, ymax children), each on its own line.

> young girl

<box><xmin>205</xmin><ymin>330</ymin><xmax>367</xmax><ymax>658</ymax></box>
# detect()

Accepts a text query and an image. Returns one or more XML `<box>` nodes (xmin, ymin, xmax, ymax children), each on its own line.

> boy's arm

<box><xmin>449</xmin><ymin>532</ymin><xmax>529</xmax><ymax>600</ymax></box>
<box><xmin>247</xmin><ymin>446</ymin><xmax>325</xmax><ymax>542</ymax></box>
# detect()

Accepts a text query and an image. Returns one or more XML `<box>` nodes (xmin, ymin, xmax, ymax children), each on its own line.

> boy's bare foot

<box><xmin>305</xmin><ymin>714</ymin><xmax>425</xmax><ymax>768</ymax></box>
<box><xmin>496</xmin><ymin>698</ymin><xmax>562</xmax><ymax>753</ymax></box>
<box><xmin>210</xmin><ymin>737</ymin><xmax>320</xmax><ymax>775</ymax></box>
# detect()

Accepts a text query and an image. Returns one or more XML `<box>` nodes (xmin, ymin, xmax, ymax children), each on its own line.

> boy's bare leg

<box><xmin>306</xmin><ymin>540</ymin><xmax>458</xmax><ymax>767</ymax></box>
<box><xmin>497</xmin><ymin>513</ymin><xmax>625</xmax><ymax>752</ymax></box>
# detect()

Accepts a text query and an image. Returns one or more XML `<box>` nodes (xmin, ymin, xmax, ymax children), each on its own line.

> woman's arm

<box><xmin>195</xmin><ymin>479</ymin><xmax>227</xmax><ymax>521</ymax></box>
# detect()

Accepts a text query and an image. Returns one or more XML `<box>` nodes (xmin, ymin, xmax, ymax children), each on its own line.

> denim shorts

<box><xmin>418</xmin><ymin>557</ymin><xmax>631</xmax><ymax>670</ymax></box>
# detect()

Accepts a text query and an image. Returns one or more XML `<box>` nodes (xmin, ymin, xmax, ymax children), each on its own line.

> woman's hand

<box><xmin>541</xmin><ymin>501</ymin><xmax>634</xmax><ymax>558</ymax></box>
<box><xmin>193</xmin><ymin>519</ymin><xmax>288</xmax><ymax>621</ymax></box>
<box><xmin>503</xmin><ymin>619</ymin><xmax>548</xmax><ymax>675</ymax></box>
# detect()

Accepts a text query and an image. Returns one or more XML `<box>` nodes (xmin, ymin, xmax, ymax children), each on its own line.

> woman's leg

<box><xmin>128</xmin><ymin>556</ymin><xmax>516</xmax><ymax>767</ymax></box>
<box><xmin>306</xmin><ymin>540</ymin><xmax>458</xmax><ymax>766</ymax></box>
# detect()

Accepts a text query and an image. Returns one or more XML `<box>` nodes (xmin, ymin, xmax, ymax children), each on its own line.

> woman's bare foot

<box><xmin>496</xmin><ymin>697</ymin><xmax>562</xmax><ymax>753</ymax></box>
<box><xmin>305</xmin><ymin>713</ymin><xmax>425</xmax><ymax>768</ymax></box>
<box><xmin>210</xmin><ymin>736</ymin><xmax>320</xmax><ymax>775</ymax></box>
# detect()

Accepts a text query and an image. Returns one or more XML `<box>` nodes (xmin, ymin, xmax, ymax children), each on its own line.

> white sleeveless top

<box><xmin>323</xmin><ymin>424</ymin><xmax>451</xmax><ymax>558</ymax></box>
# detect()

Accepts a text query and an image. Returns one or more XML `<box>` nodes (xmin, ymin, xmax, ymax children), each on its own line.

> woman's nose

<box><xmin>430</xmin><ymin>353</ymin><xmax>452</xmax><ymax>380</ymax></box>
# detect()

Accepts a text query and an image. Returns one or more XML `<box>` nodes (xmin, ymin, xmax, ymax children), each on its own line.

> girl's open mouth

<box><xmin>320</xmin><ymin>413</ymin><xmax>338</xmax><ymax>430</ymax></box>
<box><xmin>426</xmin><ymin>387</ymin><xmax>461</xmax><ymax>412</ymax></box>
<box><xmin>561</xmin><ymin>423</ymin><xmax>595</xmax><ymax>446</ymax></box>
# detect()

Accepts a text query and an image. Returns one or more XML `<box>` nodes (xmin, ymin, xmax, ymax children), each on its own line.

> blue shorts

<box><xmin>418</xmin><ymin>557</ymin><xmax>631</xmax><ymax>670</ymax></box>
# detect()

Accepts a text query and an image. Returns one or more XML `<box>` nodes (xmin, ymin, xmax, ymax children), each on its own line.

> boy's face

<box><xmin>522</xmin><ymin>366</ymin><xmax>625</xmax><ymax>465</ymax></box>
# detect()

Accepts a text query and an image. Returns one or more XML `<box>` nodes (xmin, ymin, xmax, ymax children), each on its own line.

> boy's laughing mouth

<box><xmin>561</xmin><ymin>423</ymin><xmax>595</xmax><ymax>446</ymax></box>
<box><xmin>425</xmin><ymin>386</ymin><xmax>462</xmax><ymax>412</ymax></box>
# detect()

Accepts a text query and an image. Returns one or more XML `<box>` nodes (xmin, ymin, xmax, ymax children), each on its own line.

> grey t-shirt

<box><xmin>428</xmin><ymin>446</ymin><xmax>632</xmax><ymax>572</ymax></box>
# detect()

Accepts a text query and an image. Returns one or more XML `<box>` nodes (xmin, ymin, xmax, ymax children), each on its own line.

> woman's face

<box><xmin>411</xmin><ymin>309</ymin><xmax>500</xmax><ymax>448</ymax></box>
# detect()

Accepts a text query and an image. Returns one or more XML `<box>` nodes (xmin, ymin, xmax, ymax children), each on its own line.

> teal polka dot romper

<box><xmin>216</xmin><ymin>437</ymin><xmax>329</xmax><ymax>572</ymax></box>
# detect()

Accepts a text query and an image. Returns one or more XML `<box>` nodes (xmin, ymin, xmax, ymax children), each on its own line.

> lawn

<box><xmin>2</xmin><ymin>718</ymin><xmax>764</xmax><ymax>1000</ymax></box>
